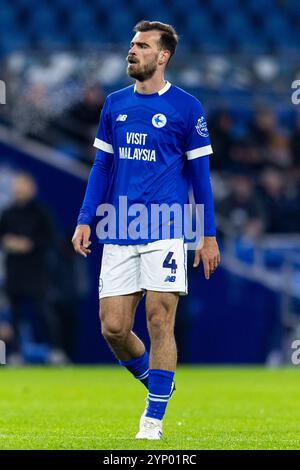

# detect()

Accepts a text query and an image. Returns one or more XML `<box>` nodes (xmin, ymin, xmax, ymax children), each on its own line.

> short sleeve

<box><xmin>184</xmin><ymin>99</ymin><xmax>213</xmax><ymax>160</ymax></box>
<box><xmin>93</xmin><ymin>96</ymin><xmax>114</xmax><ymax>154</ymax></box>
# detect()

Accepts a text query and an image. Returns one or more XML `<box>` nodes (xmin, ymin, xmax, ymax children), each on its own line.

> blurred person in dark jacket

<box><xmin>50</xmin><ymin>232</ymin><xmax>91</xmax><ymax>360</ymax></box>
<box><xmin>0</xmin><ymin>172</ymin><xmax>66</xmax><ymax>364</ymax></box>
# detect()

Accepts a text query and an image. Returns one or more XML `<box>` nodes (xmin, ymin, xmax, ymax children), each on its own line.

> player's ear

<box><xmin>158</xmin><ymin>49</ymin><xmax>170</xmax><ymax>65</ymax></box>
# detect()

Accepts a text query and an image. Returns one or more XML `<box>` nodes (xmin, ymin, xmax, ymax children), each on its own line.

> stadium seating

<box><xmin>0</xmin><ymin>0</ymin><xmax>299</xmax><ymax>55</ymax></box>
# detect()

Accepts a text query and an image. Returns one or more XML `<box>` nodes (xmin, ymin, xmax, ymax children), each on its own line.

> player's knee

<box><xmin>99</xmin><ymin>303</ymin><xmax>130</xmax><ymax>342</ymax></box>
<box><xmin>101</xmin><ymin>324</ymin><xmax>128</xmax><ymax>342</ymax></box>
<box><xmin>147</xmin><ymin>306</ymin><xmax>171</xmax><ymax>336</ymax></box>
<box><xmin>101</xmin><ymin>316</ymin><xmax>128</xmax><ymax>342</ymax></box>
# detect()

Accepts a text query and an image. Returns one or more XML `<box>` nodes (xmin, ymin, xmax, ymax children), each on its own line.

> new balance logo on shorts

<box><xmin>164</xmin><ymin>275</ymin><xmax>176</xmax><ymax>282</ymax></box>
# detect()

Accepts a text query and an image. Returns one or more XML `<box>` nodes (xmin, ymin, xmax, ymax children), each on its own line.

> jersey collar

<box><xmin>134</xmin><ymin>81</ymin><xmax>171</xmax><ymax>96</ymax></box>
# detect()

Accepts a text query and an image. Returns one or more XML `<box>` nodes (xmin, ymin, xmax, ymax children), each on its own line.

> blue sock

<box><xmin>146</xmin><ymin>369</ymin><xmax>175</xmax><ymax>421</ymax></box>
<box><xmin>119</xmin><ymin>351</ymin><xmax>149</xmax><ymax>389</ymax></box>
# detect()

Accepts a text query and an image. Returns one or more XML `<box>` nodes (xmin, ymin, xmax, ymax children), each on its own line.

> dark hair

<box><xmin>133</xmin><ymin>20</ymin><xmax>179</xmax><ymax>62</ymax></box>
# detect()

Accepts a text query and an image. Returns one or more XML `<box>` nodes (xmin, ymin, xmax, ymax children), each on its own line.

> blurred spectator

<box><xmin>67</xmin><ymin>84</ymin><xmax>104</xmax><ymax>141</ymax></box>
<box><xmin>266</xmin><ymin>132</ymin><xmax>291</xmax><ymax>168</ymax></box>
<box><xmin>0</xmin><ymin>292</ymin><xmax>14</xmax><ymax>349</ymax></box>
<box><xmin>49</xmin><ymin>233</ymin><xmax>90</xmax><ymax>360</ymax></box>
<box><xmin>0</xmin><ymin>172</ymin><xmax>67</xmax><ymax>364</ymax></box>
<box><xmin>230</xmin><ymin>108</ymin><xmax>274</xmax><ymax>173</ymax></box>
<box><xmin>209</xmin><ymin>111</ymin><xmax>236</xmax><ymax>171</ymax></box>
<box><xmin>249</xmin><ymin>108</ymin><xmax>277</xmax><ymax>147</ymax></box>
<box><xmin>259</xmin><ymin>167</ymin><xmax>300</xmax><ymax>233</ymax></box>
<box><xmin>49</xmin><ymin>84</ymin><xmax>105</xmax><ymax>164</ymax></box>
<box><xmin>290</xmin><ymin>113</ymin><xmax>300</xmax><ymax>171</ymax></box>
<box><xmin>217</xmin><ymin>173</ymin><xmax>265</xmax><ymax>238</ymax></box>
<box><xmin>230</xmin><ymin>108</ymin><xmax>292</xmax><ymax>173</ymax></box>
<box><xmin>11</xmin><ymin>83</ymin><xmax>51</xmax><ymax>137</ymax></box>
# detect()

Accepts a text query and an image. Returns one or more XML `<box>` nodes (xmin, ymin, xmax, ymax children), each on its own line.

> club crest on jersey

<box><xmin>195</xmin><ymin>116</ymin><xmax>209</xmax><ymax>137</ymax></box>
<box><xmin>152</xmin><ymin>113</ymin><xmax>167</xmax><ymax>128</ymax></box>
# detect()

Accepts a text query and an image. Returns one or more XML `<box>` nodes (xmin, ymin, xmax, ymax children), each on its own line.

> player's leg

<box><xmin>99</xmin><ymin>244</ymin><xmax>149</xmax><ymax>388</ymax></box>
<box><xmin>146</xmin><ymin>291</ymin><xmax>178</xmax><ymax>371</ymax></box>
<box><xmin>100</xmin><ymin>293</ymin><xmax>150</xmax><ymax>388</ymax></box>
<box><xmin>100</xmin><ymin>293</ymin><xmax>143</xmax><ymax>361</ymax></box>
<box><xmin>136</xmin><ymin>239</ymin><xmax>187</xmax><ymax>439</ymax></box>
<box><xmin>136</xmin><ymin>291</ymin><xmax>178</xmax><ymax>439</ymax></box>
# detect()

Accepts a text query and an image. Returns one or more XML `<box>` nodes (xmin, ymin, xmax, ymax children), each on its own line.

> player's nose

<box><xmin>129</xmin><ymin>44</ymin><xmax>137</xmax><ymax>54</ymax></box>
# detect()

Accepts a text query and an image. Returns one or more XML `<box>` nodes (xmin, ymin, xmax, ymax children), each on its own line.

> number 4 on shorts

<box><xmin>163</xmin><ymin>251</ymin><xmax>177</xmax><ymax>274</ymax></box>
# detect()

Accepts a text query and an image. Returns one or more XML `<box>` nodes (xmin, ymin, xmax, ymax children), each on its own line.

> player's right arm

<box><xmin>72</xmin><ymin>96</ymin><xmax>113</xmax><ymax>257</ymax></box>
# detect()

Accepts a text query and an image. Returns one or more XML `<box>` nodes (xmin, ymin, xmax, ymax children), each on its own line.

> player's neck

<box><xmin>135</xmin><ymin>77</ymin><xmax>167</xmax><ymax>95</ymax></box>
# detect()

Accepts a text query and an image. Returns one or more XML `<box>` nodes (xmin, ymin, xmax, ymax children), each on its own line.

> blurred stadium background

<box><xmin>0</xmin><ymin>0</ymin><xmax>300</xmax><ymax>368</ymax></box>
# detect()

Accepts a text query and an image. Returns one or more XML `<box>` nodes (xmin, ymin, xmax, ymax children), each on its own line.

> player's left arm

<box><xmin>193</xmin><ymin>235</ymin><xmax>220</xmax><ymax>280</ymax></box>
<box><xmin>184</xmin><ymin>98</ymin><xmax>220</xmax><ymax>279</ymax></box>
<box><xmin>188</xmin><ymin>156</ymin><xmax>220</xmax><ymax>280</ymax></box>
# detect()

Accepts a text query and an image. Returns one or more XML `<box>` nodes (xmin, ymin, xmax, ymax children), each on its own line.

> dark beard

<box><xmin>127</xmin><ymin>60</ymin><xmax>157</xmax><ymax>82</ymax></box>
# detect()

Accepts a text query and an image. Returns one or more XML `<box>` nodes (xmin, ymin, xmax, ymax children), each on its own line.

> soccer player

<box><xmin>72</xmin><ymin>21</ymin><xmax>220</xmax><ymax>440</ymax></box>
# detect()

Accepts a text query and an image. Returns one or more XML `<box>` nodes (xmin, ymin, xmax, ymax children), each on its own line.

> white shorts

<box><xmin>99</xmin><ymin>238</ymin><xmax>188</xmax><ymax>299</ymax></box>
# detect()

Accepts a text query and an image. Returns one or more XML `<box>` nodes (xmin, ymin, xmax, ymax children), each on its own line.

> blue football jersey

<box><xmin>94</xmin><ymin>81</ymin><xmax>213</xmax><ymax>244</ymax></box>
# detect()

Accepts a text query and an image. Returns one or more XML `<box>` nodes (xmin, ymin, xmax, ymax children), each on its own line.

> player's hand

<box><xmin>193</xmin><ymin>236</ymin><xmax>220</xmax><ymax>280</ymax></box>
<box><xmin>71</xmin><ymin>224</ymin><xmax>91</xmax><ymax>258</ymax></box>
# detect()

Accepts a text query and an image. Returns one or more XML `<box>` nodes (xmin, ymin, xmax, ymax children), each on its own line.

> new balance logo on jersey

<box><xmin>164</xmin><ymin>275</ymin><xmax>176</xmax><ymax>282</ymax></box>
<box><xmin>116</xmin><ymin>114</ymin><xmax>127</xmax><ymax>121</ymax></box>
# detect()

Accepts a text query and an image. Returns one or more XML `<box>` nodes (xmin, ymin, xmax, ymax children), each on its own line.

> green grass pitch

<box><xmin>0</xmin><ymin>366</ymin><xmax>300</xmax><ymax>450</ymax></box>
